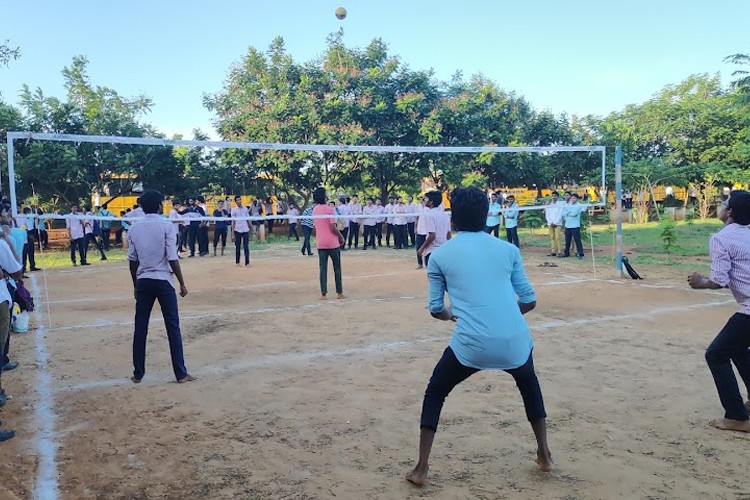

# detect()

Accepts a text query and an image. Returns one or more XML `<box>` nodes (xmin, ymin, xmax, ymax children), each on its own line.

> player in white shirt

<box><xmin>417</xmin><ymin>191</ymin><xmax>452</xmax><ymax>267</ymax></box>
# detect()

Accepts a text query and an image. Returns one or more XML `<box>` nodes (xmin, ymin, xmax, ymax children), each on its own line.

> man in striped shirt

<box><xmin>689</xmin><ymin>190</ymin><xmax>750</xmax><ymax>432</ymax></box>
<box><xmin>300</xmin><ymin>205</ymin><xmax>314</xmax><ymax>256</ymax></box>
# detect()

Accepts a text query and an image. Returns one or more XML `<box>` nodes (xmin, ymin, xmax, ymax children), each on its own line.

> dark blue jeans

<box><xmin>706</xmin><ymin>313</ymin><xmax>750</xmax><ymax>421</ymax></box>
<box><xmin>301</xmin><ymin>226</ymin><xmax>313</xmax><ymax>255</ymax></box>
<box><xmin>70</xmin><ymin>238</ymin><xmax>86</xmax><ymax>264</ymax></box>
<box><xmin>564</xmin><ymin>227</ymin><xmax>584</xmax><ymax>257</ymax></box>
<box><xmin>234</xmin><ymin>231</ymin><xmax>250</xmax><ymax>265</ymax></box>
<box><xmin>506</xmin><ymin>227</ymin><xmax>520</xmax><ymax>247</ymax></box>
<box><xmin>133</xmin><ymin>278</ymin><xmax>188</xmax><ymax>381</ymax></box>
<box><xmin>420</xmin><ymin>347</ymin><xmax>546</xmax><ymax>432</ymax></box>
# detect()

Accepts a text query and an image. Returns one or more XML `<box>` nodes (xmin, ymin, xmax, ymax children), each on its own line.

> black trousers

<box><xmin>386</xmin><ymin>223</ymin><xmax>394</xmax><ymax>246</ymax></box>
<box><xmin>288</xmin><ymin>223</ymin><xmax>299</xmax><ymax>240</ymax></box>
<box><xmin>37</xmin><ymin>229</ymin><xmax>49</xmax><ymax>250</ymax></box>
<box><xmin>348</xmin><ymin>222</ymin><xmax>360</xmax><ymax>248</ymax></box>
<box><xmin>234</xmin><ymin>231</ymin><xmax>250</xmax><ymax>265</ymax></box>
<box><xmin>101</xmin><ymin>229</ymin><xmax>111</xmax><ymax>250</ymax></box>
<box><xmin>505</xmin><ymin>227</ymin><xmax>520</xmax><ymax>248</ymax></box>
<box><xmin>178</xmin><ymin>226</ymin><xmax>187</xmax><ymax>251</ymax></box>
<box><xmin>375</xmin><ymin>222</ymin><xmax>383</xmax><ymax>246</ymax></box>
<box><xmin>198</xmin><ymin>226</ymin><xmax>209</xmax><ymax>255</ymax></box>
<box><xmin>84</xmin><ymin>233</ymin><xmax>105</xmax><ymax>260</ymax></box>
<box><xmin>23</xmin><ymin>232</ymin><xmax>36</xmax><ymax>270</ymax></box>
<box><xmin>363</xmin><ymin>225</ymin><xmax>376</xmax><ymax>248</ymax></box>
<box><xmin>407</xmin><ymin>222</ymin><xmax>416</xmax><ymax>247</ymax></box>
<box><xmin>188</xmin><ymin>225</ymin><xmax>199</xmax><ymax>256</ymax></box>
<box><xmin>70</xmin><ymin>238</ymin><xmax>86</xmax><ymax>264</ymax></box>
<box><xmin>340</xmin><ymin>225</ymin><xmax>349</xmax><ymax>249</ymax></box>
<box><xmin>420</xmin><ymin>347</ymin><xmax>546</xmax><ymax>432</ymax></box>
<box><xmin>301</xmin><ymin>225</ymin><xmax>313</xmax><ymax>255</ymax></box>
<box><xmin>133</xmin><ymin>278</ymin><xmax>188</xmax><ymax>381</ymax></box>
<box><xmin>706</xmin><ymin>313</ymin><xmax>750</xmax><ymax>421</ymax></box>
<box><xmin>415</xmin><ymin>234</ymin><xmax>427</xmax><ymax>266</ymax></box>
<box><xmin>318</xmin><ymin>248</ymin><xmax>343</xmax><ymax>295</ymax></box>
<box><xmin>485</xmin><ymin>224</ymin><xmax>500</xmax><ymax>237</ymax></box>
<box><xmin>394</xmin><ymin>224</ymin><xmax>407</xmax><ymax>249</ymax></box>
<box><xmin>213</xmin><ymin>227</ymin><xmax>228</xmax><ymax>250</ymax></box>
<box><xmin>563</xmin><ymin>227</ymin><xmax>584</xmax><ymax>257</ymax></box>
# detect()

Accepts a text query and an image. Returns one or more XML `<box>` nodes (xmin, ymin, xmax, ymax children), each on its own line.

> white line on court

<box><xmin>52</xmin><ymin>298</ymin><xmax>736</xmax><ymax>395</ymax></box>
<box><xmin>29</xmin><ymin>274</ymin><xmax>60</xmax><ymax>500</ymax></box>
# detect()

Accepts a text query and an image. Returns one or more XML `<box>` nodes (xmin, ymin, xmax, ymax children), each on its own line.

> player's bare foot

<box><xmin>337</xmin><ymin>293</ymin><xmax>346</xmax><ymax>299</ymax></box>
<box><xmin>177</xmin><ymin>374</ymin><xmax>197</xmax><ymax>384</ymax></box>
<box><xmin>536</xmin><ymin>450</ymin><xmax>555</xmax><ymax>471</ymax></box>
<box><xmin>745</xmin><ymin>401</ymin><xmax>750</xmax><ymax>413</ymax></box>
<box><xmin>130</xmin><ymin>376</ymin><xmax>142</xmax><ymax>384</ymax></box>
<box><xmin>406</xmin><ymin>465</ymin><xmax>428</xmax><ymax>487</ymax></box>
<box><xmin>710</xmin><ymin>418</ymin><xmax>750</xmax><ymax>432</ymax></box>
<box><xmin>319</xmin><ymin>295</ymin><xmax>327</xmax><ymax>300</ymax></box>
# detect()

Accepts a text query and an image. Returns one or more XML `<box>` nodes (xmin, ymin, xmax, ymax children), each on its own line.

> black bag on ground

<box><xmin>622</xmin><ymin>256</ymin><xmax>643</xmax><ymax>280</ymax></box>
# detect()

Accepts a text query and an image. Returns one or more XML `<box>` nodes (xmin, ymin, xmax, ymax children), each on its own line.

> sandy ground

<box><xmin>0</xmin><ymin>242</ymin><xmax>748</xmax><ymax>500</ymax></box>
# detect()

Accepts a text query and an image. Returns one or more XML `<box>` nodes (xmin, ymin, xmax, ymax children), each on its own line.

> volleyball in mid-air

<box><xmin>335</xmin><ymin>7</ymin><xmax>347</xmax><ymax>20</ymax></box>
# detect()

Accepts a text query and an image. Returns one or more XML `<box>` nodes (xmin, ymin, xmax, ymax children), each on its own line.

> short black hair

<box><xmin>23</xmin><ymin>207</ymin><xmax>31</xmax><ymax>214</ymax></box>
<box><xmin>570</xmin><ymin>192</ymin><xmax>579</xmax><ymax>199</ymax></box>
<box><xmin>425</xmin><ymin>190</ymin><xmax>442</xmax><ymax>208</ymax></box>
<box><xmin>728</xmin><ymin>190</ymin><xmax>750</xmax><ymax>225</ymax></box>
<box><xmin>551</xmin><ymin>191</ymin><xmax>559</xmax><ymax>196</ymax></box>
<box><xmin>139</xmin><ymin>190</ymin><xmax>164</xmax><ymax>214</ymax></box>
<box><xmin>313</xmin><ymin>187</ymin><xmax>327</xmax><ymax>205</ymax></box>
<box><xmin>450</xmin><ymin>187</ymin><xmax>487</xmax><ymax>232</ymax></box>
<box><xmin>235</xmin><ymin>195</ymin><xmax>242</xmax><ymax>201</ymax></box>
<box><xmin>197</xmin><ymin>196</ymin><xmax>205</xmax><ymax>203</ymax></box>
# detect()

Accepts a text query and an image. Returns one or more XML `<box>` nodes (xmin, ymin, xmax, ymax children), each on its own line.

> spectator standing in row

<box><xmin>337</xmin><ymin>198</ymin><xmax>351</xmax><ymax>249</ymax></box>
<box><xmin>348</xmin><ymin>195</ymin><xmax>362</xmax><ymax>249</ymax></box>
<box><xmin>98</xmin><ymin>204</ymin><xmax>115</xmax><ymax>250</ymax></box>
<box><xmin>504</xmin><ymin>195</ymin><xmax>520</xmax><ymax>248</ymax></box>
<box><xmin>545</xmin><ymin>191</ymin><xmax>565</xmax><ymax>257</ymax></box>
<box><xmin>288</xmin><ymin>203</ymin><xmax>300</xmax><ymax>241</ymax></box>
<box><xmin>374</xmin><ymin>198</ymin><xmax>385</xmax><ymax>247</ymax></box>
<box><xmin>485</xmin><ymin>193</ymin><xmax>501</xmax><ymax>238</ymax></box>
<box><xmin>406</xmin><ymin>196</ymin><xmax>419</xmax><ymax>247</ymax></box>
<box><xmin>300</xmin><ymin>205</ymin><xmax>314</xmax><ymax>256</ymax></box>
<box><xmin>231</xmin><ymin>196</ymin><xmax>251</xmax><ymax>266</ymax></box>
<box><xmin>362</xmin><ymin>197</ymin><xmax>378</xmax><ymax>250</ymax></box>
<box><xmin>560</xmin><ymin>193</ymin><xmax>585</xmax><ymax>259</ymax></box>
<box><xmin>212</xmin><ymin>200</ymin><xmax>230</xmax><ymax>256</ymax></box>
<box><xmin>66</xmin><ymin>204</ymin><xmax>89</xmax><ymax>267</ymax></box>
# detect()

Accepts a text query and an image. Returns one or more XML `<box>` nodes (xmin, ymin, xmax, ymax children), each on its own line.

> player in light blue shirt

<box><xmin>406</xmin><ymin>187</ymin><xmax>553</xmax><ymax>488</ymax></box>
<box><xmin>560</xmin><ymin>193</ymin><xmax>585</xmax><ymax>259</ymax></box>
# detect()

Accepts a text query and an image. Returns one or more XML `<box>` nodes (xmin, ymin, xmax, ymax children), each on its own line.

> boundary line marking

<box><xmin>51</xmin><ymin>298</ymin><xmax>735</xmax><ymax>395</ymax></box>
<box><xmin>29</xmin><ymin>274</ymin><xmax>60</xmax><ymax>500</ymax></box>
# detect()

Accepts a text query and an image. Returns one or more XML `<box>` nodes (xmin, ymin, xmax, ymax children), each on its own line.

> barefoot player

<box><xmin>407</xmin><ymin>186</ymin><xmax>553</xmax><ymax>487</ymax></box>
<box><xmin>688</xmin><ymin>189</ymin><xmax>750</xmax><ymax>432</ymax></box>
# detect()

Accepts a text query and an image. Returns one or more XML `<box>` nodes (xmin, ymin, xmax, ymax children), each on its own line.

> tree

<box><xmin>0</xmin><ymin>40</ymin><xmax>20</xmax><ymax>68</ymax></box>
<box><xmin>8</xmin><ymin>56</ymin><xmax>186</xmax><ymax>207</ymax></box>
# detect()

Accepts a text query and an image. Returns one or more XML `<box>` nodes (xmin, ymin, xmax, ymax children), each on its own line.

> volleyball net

<box><xmin>4</xmin><ymin>132</ymin><xmax>607</xmax><ymax>223</ymax></box>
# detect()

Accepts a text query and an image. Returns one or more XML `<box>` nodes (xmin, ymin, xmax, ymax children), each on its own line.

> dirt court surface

<box><xmin>0</xmin><ymin>243</ymin><xmax>748</xmax><ymax>499</ymax></box>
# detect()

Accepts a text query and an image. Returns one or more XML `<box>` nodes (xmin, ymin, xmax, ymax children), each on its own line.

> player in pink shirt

<box><xmin>312</xmin><ymin>187</ymin><xmax>346</xmax><ymax>299</ymax></box>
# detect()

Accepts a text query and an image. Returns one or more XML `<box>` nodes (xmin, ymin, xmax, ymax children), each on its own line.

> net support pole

<box><xmin>615</xmin><ymin>145</ymin><xmax>624</xmax><ymax>277</ymax></box>
<box><xmin>6</xmin><ymin>135</ymin><xmax>17</xmax><ymax>215</ymax></box>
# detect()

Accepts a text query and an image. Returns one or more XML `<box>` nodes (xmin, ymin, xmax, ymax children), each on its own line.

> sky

<box><xmin>2</xmin><ymin>0</ymin><xmax>748</xmax><ymax>139</ymax></box>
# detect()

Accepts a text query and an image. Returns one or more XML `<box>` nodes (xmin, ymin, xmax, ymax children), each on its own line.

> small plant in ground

<box><xmin>520</xmin><ymin>210</ymin><xmax>544</xmax><ymax>233</ymax></box>
<box><xmin>660</xmin><ymin>218</ymin><xmax>679</xmax><ymax>254</ymax></box>
<box><xmin>685</xmin><ymin>209</ymin><xmax>696</xmax><ymax>226</ymax></box>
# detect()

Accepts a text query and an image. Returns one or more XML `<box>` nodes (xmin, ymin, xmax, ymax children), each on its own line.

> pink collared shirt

<box><xmin>709</xmin><ymin>223</ymin><xmax>750</xmax><ymax>315</ymax></box>
<box><xmin>127</xmin><ymin>214</ymin><xmax>179</xmax><ymax>287</ymax></box>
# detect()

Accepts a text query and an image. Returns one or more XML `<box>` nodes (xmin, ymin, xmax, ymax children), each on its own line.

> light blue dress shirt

<box><xmin>504</xmin><ymin>204</ymin><xmax>519</xmax><ymax>228</ymax></box>
<box><xmin>562</xmin><ymin>203</ymin><xmax>583</xmax><ymax>229</ymax></box>
<box><xmin>427</xmin><ymin>231</ymin><xmax>536</xmax><ymax>370</ymax></box>
<box><xmin>486</xmin><ymin>202</ymin><xmax>502</xmax><ymax>227</ymax></box>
